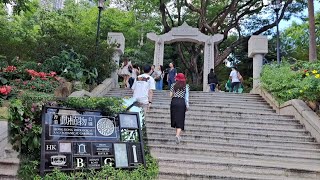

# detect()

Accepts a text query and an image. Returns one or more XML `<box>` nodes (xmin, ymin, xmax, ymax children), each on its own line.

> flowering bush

<box><xmin>0</xmin><ymin>85</ymin><xmax>12</xmax><ymax>96</ymax></box>
<box><xmin>261</xmin><ymin>61</ymin><xmax>320</xmax><ymax>103</ymax></box>
<box><xmin>14</xmin><ymin>69</ymin><xmax>60</xmax><ymax>93</ymax></box>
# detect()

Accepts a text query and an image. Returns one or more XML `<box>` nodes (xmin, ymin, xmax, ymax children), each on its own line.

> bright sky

<box><xmin>279</xmin><ymin>1</ymin><xmax>320</xmax><ymax>30</ymax></box>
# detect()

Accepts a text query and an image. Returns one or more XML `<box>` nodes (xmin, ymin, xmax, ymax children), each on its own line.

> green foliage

<box><xmin>8</xmin><ymin>91</ymin><xmax>54</xmax><ymax>157</ymax></box>
<box><xmin>18</xmin><ymin>156</ymin><xmax>40</xmax><ymax>179</ymax></box>
<box><xmin>261</xmin><ymin>61</ymin><xmax>320</xmax><ymax>103</ymax></box>
<box><xmin>42</xmin><ymin>49</ymin><xmax>99</xmax><ymax>83</ymax></box>
<box><xmin>8</xmin><ymin>99</ymin><xmax>43</xmax><ymax>155</ymax></box>
<box><xmin>12</xmin><ymin>78</ymin><xmax>59</xmax><ymax>93</ymax></box>
<box><xmin>0</xmin><ymin>2</ymin><xmax>115</xmax><ymax>83</ymax></box>
<box><xmin>281</xmin><ymin>12</ymin><xmax>320</xmax><ymax>61</ymax></box>
<box><xmin>61</xmin><ymin>97</ymin><xmax>126</xmax><ymax>116</ymax></box>
<box><xmin>25</xmin><ymin>155</ymin><xmax>158</xmax><ymax>180</ymax></box>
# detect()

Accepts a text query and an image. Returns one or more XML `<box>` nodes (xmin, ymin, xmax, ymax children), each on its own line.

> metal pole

<box><xmin>276</xmin><ymin>10</ymin><xmax>281</xmax><ymax>64</ymax></box>
<box><xmin>96</xmin><ymin>7</ymin><xmax>102</xmax><ymax>47</ymax></box>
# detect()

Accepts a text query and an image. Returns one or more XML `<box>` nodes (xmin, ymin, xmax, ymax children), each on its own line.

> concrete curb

<box><xmin>256</xmin><ymin>87</ymin><xmax>320</xmax><ymax>143</ymax></box>
<box><xmin>69</xmin><ymin>78</ymin><xmax>115</xmax><ymax>97</ymax></box>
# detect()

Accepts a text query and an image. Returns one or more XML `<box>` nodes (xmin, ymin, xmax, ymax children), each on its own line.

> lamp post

<box><xmin>96</xmin><ymin>0</ymin><xmax>105</xmax><ymax>47</ymax></box>
<box><xmin>271</xmin><ymin>0</ymin><xmax>282</xmax><ymax>64</ymax></box>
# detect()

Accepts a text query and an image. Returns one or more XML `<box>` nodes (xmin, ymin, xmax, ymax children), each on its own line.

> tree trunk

<box><xmin>308</xmin><ymin>0</ymin><xmax>317</xmax><ymax>62</ymax></box>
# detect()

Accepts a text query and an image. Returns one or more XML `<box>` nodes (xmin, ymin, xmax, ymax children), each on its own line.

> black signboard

<box><xmin>40</xmin><ymin>106</ymin><xmax>146</xmax><ymax>175</ymax></box>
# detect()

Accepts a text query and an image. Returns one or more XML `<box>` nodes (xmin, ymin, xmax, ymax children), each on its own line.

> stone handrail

<box><xmin>69</xmin><ymin>78</ymin><xmax>115</xmax><ymax>97</ymax></box>
<box><xmin>257</xmin><ymin>87</ymin><xmax>320</xmax><ymax>142</ymax></box>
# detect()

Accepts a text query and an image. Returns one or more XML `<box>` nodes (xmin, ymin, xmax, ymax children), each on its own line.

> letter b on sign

<box><xmin>75</xmin><ymin>158</ymin><xmax>86</xmax><ymax>168</ymax></box>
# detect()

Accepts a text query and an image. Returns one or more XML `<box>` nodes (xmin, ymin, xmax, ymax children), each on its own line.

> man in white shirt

<box><xmin>229</xmin><ymin>67</ymin><xmax>241</xmax><ymax>93</ymax></box>
<box><xmin>131</xmin><ymin>65</ymin><xmax>156</xmax><ymax>112</ymax></box>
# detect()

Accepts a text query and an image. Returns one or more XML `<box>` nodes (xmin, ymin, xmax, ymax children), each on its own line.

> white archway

<box><xmin>147</xmin><ymin>22</ymin><xmax>223</xmax><ymax>91</ymax></box>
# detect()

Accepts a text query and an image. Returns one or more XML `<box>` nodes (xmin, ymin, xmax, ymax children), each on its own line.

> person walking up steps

<box><xmin>131</xmin><ymin>65</ymin><xmax>156</xmax><ymax>113</ymax></box>
<box><xmin>207</xmin><ymin>68</ymin><xmax>219</xmax><ymax>92</ymax></box>
<box><xmin>229</xmin><ymin>66</ymin><xmax>242</xmax><ymax>93</ymax></box>
<box><xmin>170</xmin><ymin>73</ymin><xmax>189</xmax><ymax>144</ymax></box>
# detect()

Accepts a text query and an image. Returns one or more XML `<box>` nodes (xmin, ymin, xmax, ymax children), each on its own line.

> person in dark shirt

<box><xmin>167</xmin><ymin>62</ymin><xmax>177</xmax><ymax>90</ymax></box>
<box><xmin>207</xmin><ymin>68</ymin><xmax>219</xmax><ymax>92</ymax></box>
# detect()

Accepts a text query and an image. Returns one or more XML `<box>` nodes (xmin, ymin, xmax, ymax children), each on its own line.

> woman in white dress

<box><xmin>119</xmin><ymin>58</ymin><xmax>132</xmax><ymax>88</ymax></box>
<box><xmin>128</xmin><ymin>64</ymin><xmax>140</xmax><ymax>88</ymax></box>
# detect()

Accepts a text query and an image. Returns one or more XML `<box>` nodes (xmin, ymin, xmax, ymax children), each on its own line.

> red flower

<box><xmin>38</xmin><ymin>72</ymin><xmax>46</xmax><ymax>78</ymax></box>
<box><xmin>48</xmin><ymin>71</ymin><xmax>57</xmax><ymax>77</ymax></box>
<box><xmin>23</xmin><ymin>81</ymin><xmax>28</xmax><ymax>85</ymax></box>
<box><xmin>0</xmin><ymin>85</ymin><xmax>12</xmax><ymax>95</ymax></box>
<box><xmin>4</xmin><ymin>66</ymin><xmax>16</xmax><ymax>72</ymax></box>
<box><xmin>31</xmin><ymin>86</ymin><xmax>35</xmax><ymax>89</ymax></box>
<box><xmin>0</xmin><ymin>87</ymin><xmax>6</xmax><ymax>95</ymax></box>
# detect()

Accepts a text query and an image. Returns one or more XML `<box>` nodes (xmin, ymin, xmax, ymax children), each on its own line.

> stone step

<box><xmin>107</xmin><ymin>94</ymin><xmax>267</xmax><ymax>102</ymax></box>
<box><xmin>149</xmin><ymin>144</ymin><xmax>320</xmax><ymax>164</ymax></box>
<box><xmin>158</xmin><ymin>169</ymin><xmax>318</xmax><ymax>180</ymax></box>
<box><xmin>151</xmin><ymin>103</ymin><xmax>273</xmax><ymax>112</ymax></box>
<box><xmin>146</xmin><ymin>118</ymin><xmax>304</xmax><ymax>129</ymax></box>
<box><xmin>108</xmin><ymin>89</ymin><xmax>263</xmax><ymax>97</ymax></box>
<box><xmin>146</xmin><ymin>114</ymin><xmax>299</xmax><ymax>125</ymax></box>
<box><xmin>154</xmin><ymin>153</ymin><xmax>320</xmax><ymax>179</ymax></box>
<box><xmin>0</xmin><ymin>123</ymin><xmax>8</xmax><ymax>158</ymax></box>
<box><xmin>146</xmin><ymin>137</ymin><xmax>320</xmax><ymax>155</ymax></box>
<box><xmin>149</xmin><ymin>106</ymin><xmax>276</xmax><ymax>115</ymax></box>
<box><xmin>147</xmin><ymin>111</ymin><xmax>294</xmax><ymax>120</ymax></box>
<box><xmin>145</xmin><ymin>124</ymin><xmax>309</xmax><ymax>137</ymax></box>
<box><xmin>0</xmin><ymin>158</ymin><xmax>19</xmax><ymax>179</ymax></box>
<box><xmin>158</xmin><ymin>101</ymin><xmax>272</xmax><ymax>108</ymax></box>
<box><xmin>148</xmin><ymin>109</ymin><xmax>287</xmax><ymax>118</ymax></box>
<box><xmin>146</xmin><ymin>132</ymin><xmax>320</xmax><ymax>149</ymax></box>
<box><xmin>146</xmin><ymin>129</ymin><xmax>314</xmax><ymax>142</ymax></box>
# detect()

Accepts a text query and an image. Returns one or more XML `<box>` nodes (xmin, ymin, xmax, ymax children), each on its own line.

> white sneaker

<box><xmin>175</xmin><ymin>136</ymin><xmax>181</xmax><ymax>144</ymax></box>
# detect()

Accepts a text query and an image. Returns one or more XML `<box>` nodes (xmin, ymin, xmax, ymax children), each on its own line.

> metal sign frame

<box><xmin>40</xmin><ymin>106</ymin><xmax>146</xmax><ymax>176</ymax></box>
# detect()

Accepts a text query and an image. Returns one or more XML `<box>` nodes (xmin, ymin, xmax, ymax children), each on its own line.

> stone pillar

<box><xmin>108</xmin><ymin>32</ymin><xmax>125</xmax><ymax>88</ymax></box>
<box><xmin>248</xmin><ymin>35</ymin><xmax>268</xmax><ymax>93</ymax></box>
<box><xmin>203</xmin><ymin>34</ymin><xmax>224</xmax><ymax>92</ymax></box>
<box><xmin>203</xmin><ymin>39</ymin><xmax>214</xmax><ymax>92</ymax></box>
<box><xmin>147</xmin><ymin>33</ymin><xmax>164</xmax><ymax>66</ymax></box>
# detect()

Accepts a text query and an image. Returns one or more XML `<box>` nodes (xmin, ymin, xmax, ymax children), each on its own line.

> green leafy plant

<box><xmin>30</xmin><ymin>155</ymin><xmax>158</xmax><ymax>180</ymax></box>
<box><xmin>261</xmin><ymin>61</ymin><xmax>320</xmax><ymax>103</ymax></box>
<box><xmin>61</xmin><ymin>97</ymin><xmax>126</xmax><ymax>116</ymax></box>
<box><xmin>41</xmin><ymin>49</ymin><xmax>99</xmax><ymax>84</ymax></box>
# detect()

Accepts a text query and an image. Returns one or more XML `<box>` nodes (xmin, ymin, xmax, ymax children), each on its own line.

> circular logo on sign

<box><xmin>97</xmin><ymin>118</ymin><xmax>114</xmax><ymax>136</ymax></box>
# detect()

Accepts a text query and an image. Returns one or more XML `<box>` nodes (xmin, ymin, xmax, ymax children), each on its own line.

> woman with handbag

<box><xmin>229</xmin><ymin>66</ymin><xmax>242</xmax><ymax>93</ymax></box>
<box><xmin>155</xmin><ymin>65</ymin><xmax>164</xmax><ymax>90</ymax></box>
<box><xmin>170</xmin><ymin>73</ymin><xmax>189</xmax><ymax>144</ymax></box>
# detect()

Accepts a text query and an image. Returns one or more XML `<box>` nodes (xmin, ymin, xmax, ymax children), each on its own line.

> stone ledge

<box><xmin>257</xmin><ymin>87</ymin><xmax>320</xmax><ymax>142</ymax></box>
<box><xmin>69</xmin><ymin>78</ymin><xmax>115</xmax><ymax>98</ymax></box>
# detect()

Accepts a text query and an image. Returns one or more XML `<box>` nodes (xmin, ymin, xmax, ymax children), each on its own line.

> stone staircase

<box><xmin>0</xmin><ymin>121</ymin><xmax>20</xmax><ymax>180</ymax></box>
<box><xmin>105</xmin><ymin>89</ymin><xmax>320</xmax><ymax>180</ymax></box>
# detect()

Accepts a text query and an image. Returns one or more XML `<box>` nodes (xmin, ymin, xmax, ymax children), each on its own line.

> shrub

<box><xmin>42</xmin><ymin>49</ymin><xmax>99</xmax><ymax>84</ymax></box>
<box><xmin>261</xmin><ymin>61</ymin><xmax>320</xmax><ymax>103</ymax></box>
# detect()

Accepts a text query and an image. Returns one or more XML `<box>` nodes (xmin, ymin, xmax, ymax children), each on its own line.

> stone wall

<box><xmin>257</xmin><ymin>87</ymin><xmax>320</xmax><ymax>143</ymax></box>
